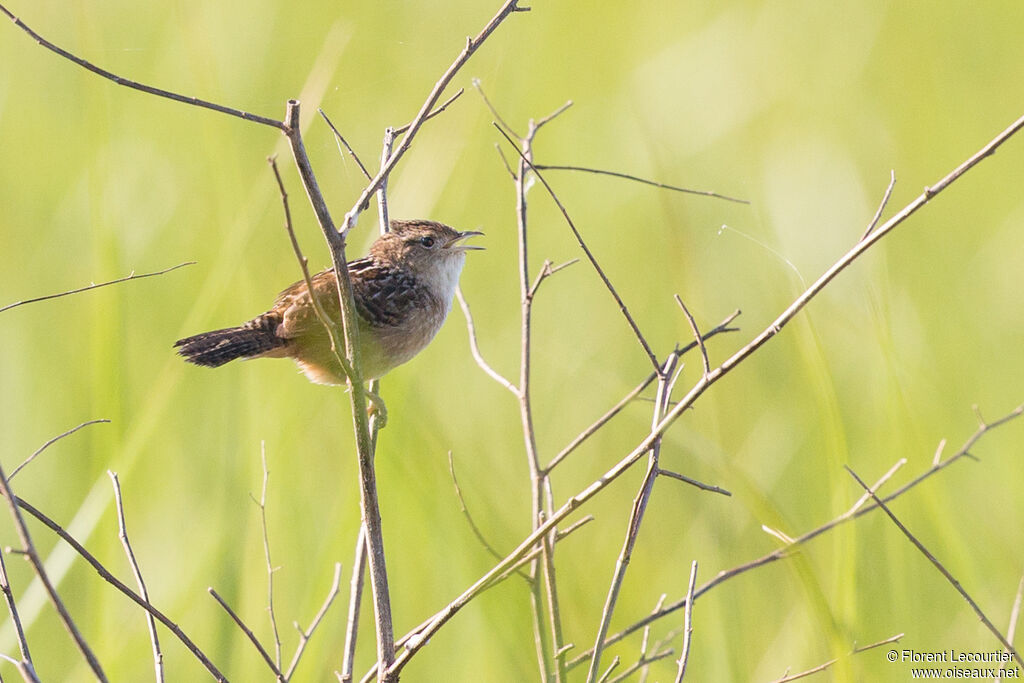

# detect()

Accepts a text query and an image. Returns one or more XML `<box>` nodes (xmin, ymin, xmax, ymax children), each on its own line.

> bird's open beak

<box><xmin>446</xmin><ymin>230</ymin><xmax>485</xmax><ymax>251</ymax></box>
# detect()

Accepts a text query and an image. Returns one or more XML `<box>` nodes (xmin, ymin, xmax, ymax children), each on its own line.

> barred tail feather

<box><xmin>174</xmin><ymin>322</ymin><xmax>284</xmax><ymax>368</ymax></box>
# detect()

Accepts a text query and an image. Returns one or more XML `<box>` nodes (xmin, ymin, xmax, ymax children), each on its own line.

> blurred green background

<box><xmin>2</xmin><ymin>1</ymin><xmax>1023</xmax><ymax>680</ymax></box>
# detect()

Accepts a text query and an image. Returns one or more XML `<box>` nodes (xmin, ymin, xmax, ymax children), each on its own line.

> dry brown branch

<box><xmin>392</xmin><ymin>88</ymin><xmax>465</xmax><ymax>135</ymax></box>
<box><xmin>0</xmin><ymin>653</ymin><xmax>39</xmax><ymax>683</ymax></box>
<box><xmin>281</xmin><ymin>98</ymin><xmax>396</xmax><ymax>677</ymax></box>
<box><xmin>673</xmin><ymin>561</ymin><xmax>698</xmax><ymax>683</ymax></box>
<box><xmin>9</xmin><ymin>419</ymin><xmax>110</xmax><ymax>481</ymax></box>
<box><xmin>768</xmin><ymin>633</ymin><xmax>904</xmax><ymax>682</ymax></box>
<box><xmin>0</xmin><ymin>464</ymin><xmax>106</xmax><ymax>680</ymax></box>
<box><xmin>545</xmin><ymin>310</ymin><xmax>741</xmax><ymax>473</ymax></box>
<box><xmin>341</xmin><ymin>529</ymin><xmax>368</xmax><ymax>683</ymax></box>
<box><xmin>657</xmin><ymin>469</ymin><xmax>731</xmax><ymax>496</ymax></box>
<box><xmin>495</xmin><ymin>124</ymin><xmax>662</xmax><ymax>374</ymax></box>
<box><xmin>0</xmin><ymin>539</ymin><xmax>33</xmax><ymax>673</ymax></box>
<box><xmin>108</xmin><ymin>472</ymin><xmax>163</xmax><ymax>683</ymax></box>
<box><xmin>472</xmin><ymin>78</ymin><xmax>521</xmax><ymax>139</ymax></box>
<box><xmin>0</xmin><ymin>263</ymin><xmax>194</xmax><ymax>315</ymax></box>
<box><xmin>358</xmin><ymin>515</ymin><xmax>594</xmax><ymax>683</ymax></box>
<box><xmin>447</xmin><ymin>451</ymin><xmax>522</xmax><ymax>573</ymax></box>
<box><xmin>455</xmin><ymin>287</ymin><xmax>519</xmax><ymax>396</ymax></box>
<box><xmin>861</xmin><ymin>169</ymin><xmax>897</xmax><ymax>240</ymax></box>
<box><xmin>1000</xmin><ymin>574</ymin><xmax>1024</xmax><ymax>678</ymax></box>
<box><xmin>568</xmin><ymin>403</ymin><xmax>1024</xmax><ymax>669</ymax></box>
<box><xmin>596</xmin><ymin>656</ymin><xmax>620</xmax><ymax>683</ymax></box>
<box><xmin>673</xmin><ymin>295</ymin><xmax>710</xmax><ymax>378</ymax></box>
<box><xmin>9</xmin><ymin>494</ymin><xmax>226</xmax><ymax>679</ymax></box>
<box><xmin>284</xmin><ymin>562</ymin><xmax>343</xmax><ymax>681</ymax></box>
<box><xmin>319</xmin><ymin>109</ymin><xmax>374</xmax><ymax>181</ymax></box>
<box><xmin>254</xmin><ymin>447</ymin><xmax>283</xmax><ymax>672</ymax></box>
<box><xmin>269</xmin><ymin>155</ymin><xmax>349</xmax><ymax>376</ymax></box>
<box><xmin>586</xmin><ymin>355</ymin><xmax>676</xmax><ymax>681</ymax></box>
<box><xmin>845</xmin><ymin>466</ymin><xmax>1024</xmax><ymax>668</ymax></box>
<box><xmin>637</xmin><ymin>594</ymin><xmax>666</xmax><ymax>683</ymax></box>
<box><xmin>340</xmin><ymin>0</ymin><xmax>529</xmax><ymax>234</ymax></box>
<box><xmin>0</xmin><ymin>4</ymin><xmax>283</xmax><ymax>129</ymax></box>
<box><xmin>607</xmin><ymin>649</ymin><xmax>675</xmax><ymax>683</ymax></box>
<box><xmin>531</xmin><ymin>164</ymin><xmax>749</xmax><ymax>205</ymax></box>
<box><xmin>209</xmin><ymin>588</ymin><xmax>283</xmax><ymax>679</ymax></box>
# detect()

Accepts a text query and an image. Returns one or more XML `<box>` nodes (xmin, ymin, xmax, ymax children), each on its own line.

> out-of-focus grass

<box><xmin>2</xmin><ymin>0</ymin><xmax>1023</xmax><ymax>680</ymax></box>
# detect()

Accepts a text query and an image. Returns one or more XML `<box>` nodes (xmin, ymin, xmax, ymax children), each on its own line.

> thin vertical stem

<box><xmin>586</xmin><ymin>355</ymin><xmax>676</xmax><ymax>682</ymax></box>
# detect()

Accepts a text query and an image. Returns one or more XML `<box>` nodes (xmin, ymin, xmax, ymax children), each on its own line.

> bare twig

<box><xmin>392</xmin><ymin>87</ymin><xmax>465</xmax><ymax>135</ymax></box>
<box><xmin>456</xmin><ymin>286</ymin><xmax>519</xmax><ymax>397</ymax></box>
<box><xmin>10</xmin><ymin>494</ymin><xmax>227</xmax><ymax>680</ymax></box>
<box><xmin>448</xmin><ymin>452</ymin><xmax>520</xmax><ymax>571</ymax></box>
<box><xmin>568</xmin><ymin>403</ymin><xmax>1024</xmax><ymax>668</ymax></box>
<box><xmin>0</xmin><ymin>463</ymin><xmax>107</xmax><ymax>680</ymax></box>
<box><xmin>284</xmin><ymin>562</ymin><xmax>343</xmax><ymax>681</ymax></box>
<box><xmin>340</xmin><ymin>0</ymin><xmax>529</xmax><ymax>234</ymax></box>
<box><xmin>546</xmin><ymin>309</ymin><xmax>741</xmax><ymax>473</ymax></box>
<box><xmin>657</xmin><ymin>469</ymin><xmax>731</xmax><ymax>496</ymax></box>
<box><xmin>282</xmin><ymin>99</ymin><xmax>396</xmax><ymax>679</ymax></box>
<box><xmin>0</xmin><ymin>548</ymin><xmax>33</xmax><ymax>673</ymax></box>
<box><xmin>496</xmin><ymin>124</ymin><xmax>663</xmax><ymax>374</ymax></box>
<box><xmin>0</xmin><ymin>653</ymin><xmax>39</xmax><ymax>683</ymax></box>
<box><xmin>637</xmin><ymin>594</ymin><xmax>666</xmax><ymax>683</ymax></box>
<box><xmin>0</xmin><ymin>263</ymin><xmax>194</xmax><ymax>315</ymax></box>
<box><xmin>0</xmin><ymin>4</ymin><xmax>283</xmax><ymax>129</ymax></box>
<box><xmin>541</xmin><ymin>511</ymin><xmax>568</xmax><ymax>682</ymax></box>
<box><xmin>532</xmin><ymin>164</ymin><xmax>749</xmax><ymax>205</ymax></box>
<box><xmin>768</xmin><ymin>633</ymin><xmax>905</xmax><ymax>682</ymax></box>
<box><xmin>608</xmin><ymin>649</ymin><xmax>675</xmax><ymax>683</ymax></box>
<box><xmin>596</xmin><ymin>656</ymin><xmax>620</xmax><ymax>683</ymax></box>
<box><xmin>674</xmin><ymin>295</ymin><xmax>710</xmax><ymax>378</ymax></box>
<box><xmin>528</xmin><ymin>259</ymin><xmax>579</xmax><ymax>299</ymax></box>
<box><xmin>586</xmin><ymin>355</ymin><xmax>675</xmax><ymax>681</ymax></box>
<box><xmin>10</xmin><ymin>419</ymin><xmax>110</xmax><ymax>481</ymax></box>
<box><xmin>341</xmin><ymin>529</ymin><xmax>368</xmax><ymax>683</ymax></box>
<box><xmin>845</xmin><ymin>466</ymin><xmax>1024</xmax><ymax>668</ymax></box>
<box><xmin>673</xmin><ymin>561</ymin><xmax>698</xmax><ymax>683</ymax></box>
<box><xmin>472</xmin><ymin>78</ymin><xmax>521</xmax><ymax>139</ymax></box>
<box><xmin>254</xmin><ymin>446</ymin><xmax>283</xmax><ymax>671</ymax></box>
<box><xmin>861</xmin><ymin>170</ymin><xmax>897</xmax><ymax>240</ymax></box>
<box><xmin>209</xmin><ymin>588</ymin><xmax>283</xmax><ymax>679</ymax></box>
<box><xmin>319</xmin><ymin>109</ymin><xmax>374</xmax><ymax>181</ymax></box>
<box><xmin>358</xmin><ymin>515</ymin><xmax>594</xmax><ymax>683</ymax></box>
<box><xmin>269</xmin><ymin>155</ymin><xmax>349</xmax><ymax>374</ymax></box>
<box><xmin>109</xmin><ymin>472</ymin><xmax>163</xmax><ymax>683</ymax></box>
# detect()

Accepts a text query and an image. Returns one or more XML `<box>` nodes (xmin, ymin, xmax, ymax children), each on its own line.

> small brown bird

<box><xmin>175</xmin><ymin>219</ymin><xmax>483</xmax><ymax>385</ymax></box>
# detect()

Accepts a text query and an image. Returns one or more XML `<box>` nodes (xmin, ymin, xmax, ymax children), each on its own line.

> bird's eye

<box><xmin>419</xmin><ymin>236</ymin><xmax>435</xmax><ymax>248</ymax></box>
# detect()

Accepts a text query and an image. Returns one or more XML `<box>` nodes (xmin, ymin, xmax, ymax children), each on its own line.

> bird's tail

<box><xmin>175</xmin><ymin>316</ymin><xmax>284</xmax><ymax>368</ymax></box>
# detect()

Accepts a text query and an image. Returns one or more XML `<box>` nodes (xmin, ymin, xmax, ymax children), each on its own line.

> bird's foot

<box><xmin>365</xmin><ymin>387</ymin><xmax>388</xmax><ymax>429</ymax></box>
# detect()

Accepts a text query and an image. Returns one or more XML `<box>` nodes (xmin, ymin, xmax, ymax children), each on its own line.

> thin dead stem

<box><xmin>0</xmin><ymin>3</ymin><xmax>283</xmax><ymax>129</ymax></box>
<box><xmin>496</xmin><ymin>125</ymin><xmax>663</xmax><ymax>374</ymax></box>
<box><xmin>861</xmin><ymin>169</ymin><xmax>897</xmax><ymax>240</ymax></box>
<box><xmin>532</xmin><ymin>164</ymin><xmax>749</xmax><ymax>205</ymax></box>
<box><xmin>109</xmin><ymin>472</ymin><xmax>163</xmax><ymax>682</ymax></box>
<box><xmin>0</xmin><ymin>463</ymin><xmax>107</xmax><ymax>680</ymax></box>
<box><xmin>673</xmin><ymin>561</ymin><xmax>698</xmax><ymax>683</ymax></box>
<box><xmin>11</xmin><ymin>493</ymin><xmax>227</xmax><ymax>679</ymax></box>
<box><xmin>209</xmin><ymin>588</ymin><xmax>283</xmax><ymax>679</ymax></box>
<box><xmin>284</xmin><ymin>562</ymin><xmax>343</xmax><ymax>681</ymax></box>
<box><xmin>845</xmin><ymin>466</ymin><xmax>1024</xmax><ymax>668</ymax></box>
<box><xmin>768</xmin><ymin>633</ymin><xmax>904</xmax><ymax>682</ymax></box>
<box><xmin>255</xmin><ymin>446</ymin><xmax>283</xmax><ymax>672</ymax></box>
<box><xmin>10</xmin><ymin>419</ymin><xmax>110</xmax><ymax>481</ymax></box>
<box><xmin>568</xmin><ymin>404</ymin><xmax>1024</xmax><ymax>668</ymax></box>
<box><xmin>0</xmin><ymin>263</ymin><xmax>194</xmax><ymax>315</ymax></box>
<box><xmin>586</xmin><ymin>355</ymin><xmax>676</xmax><ymax>681</ymax></box>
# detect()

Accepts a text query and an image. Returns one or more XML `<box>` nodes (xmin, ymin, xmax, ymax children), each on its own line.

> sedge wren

<box><xmin>175</xmin><ymin>219</ymin><xmax>483</xmax><ymax>386</ymax></box>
